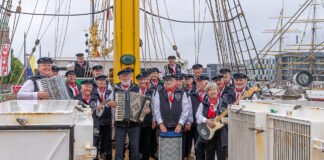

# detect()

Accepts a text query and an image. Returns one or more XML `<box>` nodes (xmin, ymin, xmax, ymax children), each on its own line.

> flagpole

<box><xmin>24</xmin><ymin>32</ymin><xmax>27</xmax><ymax>80</ymax></box>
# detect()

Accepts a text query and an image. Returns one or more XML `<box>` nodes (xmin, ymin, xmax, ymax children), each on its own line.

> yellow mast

<box><xmin>113</xmin><ymin>0</ymin><xmax>140</xmax><ymax>83</ymax></box>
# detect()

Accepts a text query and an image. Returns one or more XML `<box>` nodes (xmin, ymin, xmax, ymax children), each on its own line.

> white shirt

<box><xmin>17</xmin><ymin>79</ymin><xmax>38</xmax><ymax>100</ymax></box>
<box><xmin>152</xmin><ymin>90</ymin><xmax>189</xmax><ymax>126</ymax></box>
<box><xmin>185</xmin><ymin>96</ymin><xmax>193</xmax><ymax>125</ymax></box>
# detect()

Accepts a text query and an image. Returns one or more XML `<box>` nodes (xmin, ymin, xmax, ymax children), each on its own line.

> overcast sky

<box><xmin>7</xmin><ymin>0</ymin><xmax>323</xmax><ymax>68</ymax></box>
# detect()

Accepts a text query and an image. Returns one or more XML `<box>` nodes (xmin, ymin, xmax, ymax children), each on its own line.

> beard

<box><xmin>235</xmin><ymin>84</ymin><xmax>245</xmax><ymax>90</ymax></box>
<box><xmin>121</xmin><ymin>80</ymin><xmax>131</xmax><ymax>86</ymax></box>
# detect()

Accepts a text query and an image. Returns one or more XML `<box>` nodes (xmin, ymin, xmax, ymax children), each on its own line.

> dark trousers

<box><xmin>205</xmin><ymin>131</ymin><xmax>227</xmax><ymax>160</ymax></box>
<box><xmin>115</xmin><ymin>126</ymin><xmax>141</xmax><ymax>160</ymax></box>
<box><xmin>94</xmin><ymin>125</ymin><xmax>112</xmax><ymax>160</ymax></box>
<box><xmin>150</xmin><ymin>128</ymin><xmax>158</xmax><ymax>155</ymax></box>
<box><xmin>183</xmin><ymin>130</ymin><xmax>193</xmax><ymax>158</ymax></box>
<box><xmin>140</xmin><ymin>127</ymin><xmax>152</xmax><ymax>160</ymax></box>
<box><xmin>192</xmin><ymin>125</ymin><xmax>205</xmax><ymax>160</ymax></box>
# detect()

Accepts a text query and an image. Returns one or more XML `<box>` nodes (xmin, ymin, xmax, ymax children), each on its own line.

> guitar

<box><xmin>77</xmin><ymin>98</ymin><xmax>112</xmax><ymax>112</ymax></box>
<box><xmin>197</xmin><ymin>86</ymin><xmax>259</xmax><ymax>140</ymax></box>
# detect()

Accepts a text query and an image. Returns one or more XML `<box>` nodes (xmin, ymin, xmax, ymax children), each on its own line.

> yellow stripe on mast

<box><xmin>113</xmin><ymin>0</ymin><xmax>140</xmax><ymax>83</ymax></box>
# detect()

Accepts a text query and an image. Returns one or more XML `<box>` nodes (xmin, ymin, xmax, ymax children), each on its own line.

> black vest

<box><xmin>29</xmin><ymin>75</ymin><xmax>45</xmax><ymax>92</ymax></box>
<box><xmin>159</xmin><ymin>88</ymin><xmax>184</xmax><ymax>128</ymax></box>
<box><xmin>140</xmin><ymin>88</ymin><xmax>155</xmax><ymax>127</ymax></box>
<box><xmin>201</xmin><ymin>97</ymin><xmax>228</xmax><ymax>146</ymax></box>
<box><xmin>164</xmin><ymin>64</ymin><xmax>181</xmax><ymax>75</ymax></box>
<box><xmin>66</xmin><ymin>82</ymin><xmax>81</xmax><ymax>98</ymax></box>
<box><xmin>92</xmin><ymin>86</ymin><xmax>113</xmax><ymax>125</ymax></box>
<box><xmin>114</xmin><ymin>83</ymin><xmax>140</xmax><ymax>127</ymax></box>
<box><xmin>190</xmin><ymin>91</ymin><xmax>206</xmax><ymax>125</ymax></box>
<box><xmin>220</xmin><ymin>85</ymin><xmax>236</xmax><ymax>104</ymax></box>
<box><xmin>74</xmin><ymin>61</ymin><xmax>90</xmax><ymax>77</ymax></box>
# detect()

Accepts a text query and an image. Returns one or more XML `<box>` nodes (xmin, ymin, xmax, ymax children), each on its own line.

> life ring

<box><xmin>293</xmin><ymin>71</ymin><xmax>313</xmax><ymax>87</ymax></box>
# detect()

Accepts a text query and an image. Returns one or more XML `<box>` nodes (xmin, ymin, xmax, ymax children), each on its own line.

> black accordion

<box><xmin>115</xmin><ymin>90</ymin><xmax>151</xmax><ymax>123</ymax></box>
<box><xmin>36</xmin><ymin>75</ymin><xmax>71</xmax><ymax>100</ymax></box>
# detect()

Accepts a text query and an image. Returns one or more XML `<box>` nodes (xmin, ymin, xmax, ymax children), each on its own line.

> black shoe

<box><xmin>150</xmin><ymin>153</ymin><xmax>158</xmax><ymax>160</ymax></box>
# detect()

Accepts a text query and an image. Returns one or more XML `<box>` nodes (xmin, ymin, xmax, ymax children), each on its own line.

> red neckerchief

<box><xmin>147</xmin><ymin>83</ymin><xmax>151</xmax><ymax>89</ymax></box>
<box><xmin>82</xmin><ymin>94</ymin><xmax>90</xmax><ymax>105</ymax></box>
<box><xmin>165</xmin><ymin>86</ymin><xmax>176</xmax><ymax>103</ymax></box>
<box><xmin>218</xmin><ymin>85</ymin><xmax>225</xmax><ymax>98</ymax></box>
<box><xmin>207</xmin><ymin>97</ymin><xmax>218</xmax><ymax>118</ymax></box>
<box><xmin>68</xmin><ymin>82</ymin><xmax>79</xmax><ymax>95</ymax></box>
<box><xmin>98</xmin><ymin>87</ymin><xmax>106</xmax><ymax>102</ymax></box>
<box><xmin>78</xmin><ymin>61</ymin><xmax>83</xmax><ymax>67</ymax></box>
<box><xmin>235</xmin><ymin>87</ymin><xmax>245</xmax><ymax>100</ymax></box>
<box><xmin>198</xmin><ymin>91</ymin><xmax>205</xmax><ymax>102</ymax></box>
<box><xmin>152</xmin><ymin>80</ymin><xmax>158</xmax><ymax>86</ymax></box>
<box><xmin>169</xmin><ymin>64</ymin><xmax>176</xmax><ymax>74</ymax></box>
<box><xmin>140</xmin><ymin>87</ymin><xmax>146</xmax><ymax>95</ymax></box>
<box><xmin>225</xmin><ymin>79</ymin><xmax>231</xmax><ymax>86</ymax></box>
<box><xmin>121</xmin><ymin>84</ymin><xmax>129</xmax><ymax>90</ymax></box>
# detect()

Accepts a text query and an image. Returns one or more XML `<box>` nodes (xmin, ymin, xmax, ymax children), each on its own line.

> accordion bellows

<box><xmin>115</xmin><ymin>91</ymin><xmax>150</xmax><ymax>123</ymax></box>
<box><xmin>36</xmin><ymin>75</ymin><xmax>71</xmax><ymax>100</ymax></box>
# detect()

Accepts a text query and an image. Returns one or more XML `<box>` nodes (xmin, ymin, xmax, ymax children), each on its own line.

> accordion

<box><xmin>36</xmin><ymin>75</ymin><xmax>71</xmax><ymax>100</ymax></box>
<box><xmin>115</xmin><ymin>91</ymin><xmax>151</xmax><ymax>123</ymax></box>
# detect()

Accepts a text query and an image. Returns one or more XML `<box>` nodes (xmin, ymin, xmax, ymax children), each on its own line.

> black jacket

<box><xmin>92</xmin><ymin>86</ymin><xmax>113</xmax><ymax>125</ymax></box>
<box><xmin>66</xmin><ymin>82</ymin><xmax>81</xmax><ymax>98</ymax></box>
<box><xmin>190</xmin><ymin>91</ymin><xmax>207</xmax><ymax>125</ymax></box>
<box><xmin>74</xmin><ymin>61</ymin><xmax>91</xmax><ymax>77</ymax></box>
<box><xmin>220</xmin><ymin>85</ymin><xmax>236</xmax><ymax>104</ymax></box>
<box><xmin>164</xmin><ymin>64</ymin><xmax>182</xmax><ymax>75</ymax></box>
<box><xmin>149</xmin><ymin>80</ymin><xmax>164</xmax><ymax>91</ymax></box>
<box><xmin>139</xmin><ymin>87</ymin><xmax>155</xmax><ymax>127</ymax></box>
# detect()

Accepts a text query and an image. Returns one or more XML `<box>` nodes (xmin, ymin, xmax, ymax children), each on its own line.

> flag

<box><xmin>107</xmin><ymin>9</ymin><xmax>113</xmax><ymax>20</ymax></box>
<box><xmin>27</xmin><ymin>56</ymin><xmax>35</xmax><ymax>78</ymax></box>
<box><xmin>0</xmin><ymin>44</ymin><xmax>11</xmax><ymax>76</ymax></box>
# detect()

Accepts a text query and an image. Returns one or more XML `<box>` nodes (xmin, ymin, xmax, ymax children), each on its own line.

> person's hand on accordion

<box><xmin>144</xmin><ymin>108</ymin><xmax>151</xmax><ymax>114</ymax></box>
<box><xmin>108</xmin><ymin>101</ymin><xmax>117</xmax><ymax>108</ymax></box>
<box><xmin>37</xmin><ymin>90</ymin><xmax>50</xmax><ymax>100</ymax></box>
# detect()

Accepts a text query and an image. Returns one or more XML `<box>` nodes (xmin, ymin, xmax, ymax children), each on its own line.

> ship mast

<box><xmin>113</xmin><ymin>0</ymin><xmax>140</xmax><ymax>83</ymax></box>
<box><xmin>310</xmin><ymin>0</ymin><xmax>316</xmax><ymax>79</ymax></box>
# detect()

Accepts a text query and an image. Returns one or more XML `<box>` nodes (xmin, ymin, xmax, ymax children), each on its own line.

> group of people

<box><xmin>17</xmin><ymin>54</ymin><xmax>258</xmax><ymax>160</ymax></box>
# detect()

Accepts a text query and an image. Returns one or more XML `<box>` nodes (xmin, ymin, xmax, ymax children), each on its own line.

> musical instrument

<box><xmin>115</xmin><ymin>91</ymin><xmax>151</xmax><ymax>123</ymax></box>
<box><xmin>198</xmin><ymin>86</ymin><xmax>259</xmax><ymax>140</ymax></box>
<box><xmin>36</xmin><ymin>75</ymin><xmax>71</xmax><ymax>100</ymax></box>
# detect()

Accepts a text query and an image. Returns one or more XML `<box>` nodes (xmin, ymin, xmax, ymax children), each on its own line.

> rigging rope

<box><xmin>0</xmin><ymin>5</ymin><xmax>241</xmax><ymax>23</ymax></box>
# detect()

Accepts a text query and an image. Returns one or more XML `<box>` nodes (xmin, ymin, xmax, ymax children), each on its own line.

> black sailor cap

<box><xmin>37</xmin><ymin>57</ymin><xmax>53</xmax><ymax>64</ymax></box>
<box><xmin>192</xmin><ymin>64</ymin><xmax>203</xmax><ymax>69</ymax></box>
<box><xmin>219</xmin><ymin>68</ymin><xmax>231</xmax><ymax>74</ymax></box>
<box><xmin>51</xmin><ymin>65</ymin><xmax>59</xmax><ymax>72</ymax></box>
<box><xmin>76</xmin><ymin>53</ymin><xmax>84</xmax><ymax>57</ymax></box>
<box><xmin>212</xmin><ymin>75</ymin><xmax>224</xmax><ymax>81</ymax></box>
<box><xmin>232</xmin><ymin>73</ymin><xmax>247</xmax><ymax>79</ymax></box>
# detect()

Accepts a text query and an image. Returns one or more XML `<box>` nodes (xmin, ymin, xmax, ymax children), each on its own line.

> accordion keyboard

<box><xmin>115</xmin><ymin>93</ymin><xmax>124</xmax><ymax>121</ymax></box>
